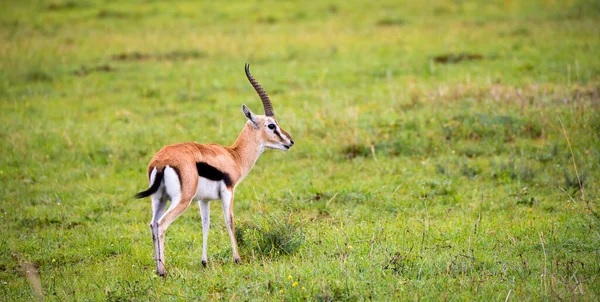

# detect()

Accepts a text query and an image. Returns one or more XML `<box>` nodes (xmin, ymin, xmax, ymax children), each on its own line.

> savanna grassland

<box><xmin>1</xmin><ymin>0</ymin><xmax>599</xmax><ymax>300</ymax></box>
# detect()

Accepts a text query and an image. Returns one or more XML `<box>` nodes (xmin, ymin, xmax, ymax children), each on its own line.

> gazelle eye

<box><xmin>268</xmin><ymin>124</ymin><xmax>276</xmax><ymax>130</ymax></box>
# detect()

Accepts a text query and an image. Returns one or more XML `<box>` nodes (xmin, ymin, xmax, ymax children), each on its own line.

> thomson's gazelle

<box><xmin>135</xmin><ymin>64</ymin><xmax>294</xmax><ymax>276</ymax></box>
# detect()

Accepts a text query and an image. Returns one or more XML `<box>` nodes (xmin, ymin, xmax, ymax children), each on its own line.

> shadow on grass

<box><xmin>235</xmin><ymin>214</ymin><xmax>304</xmax><ymax>259</ymax></box>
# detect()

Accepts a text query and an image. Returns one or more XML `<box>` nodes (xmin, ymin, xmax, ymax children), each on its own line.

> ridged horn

<box><xmin>245</xmin><ymin>63</ymin><xmax>274</xmax><ymax>116</ymax></box>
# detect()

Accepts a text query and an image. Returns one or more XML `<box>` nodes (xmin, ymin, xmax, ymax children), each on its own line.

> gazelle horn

<box><xmin>245</xmin><ymin>63</ymin><xmax>274</xmax><ymax>116</ymax></box>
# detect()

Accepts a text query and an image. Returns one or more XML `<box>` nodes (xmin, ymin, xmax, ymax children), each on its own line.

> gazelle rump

<box><xmin>134</xmin><ymin>64</ymin><xmax>294</xmax><ymax>276</ymax></box>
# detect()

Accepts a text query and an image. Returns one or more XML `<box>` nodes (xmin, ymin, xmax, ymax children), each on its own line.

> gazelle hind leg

<box><xmin>147</xmin><ymin>169</ymin><xmax>168</xmax><ymax>276</ymax></box>
<box><xmin>150</xmin><ymin>192</ymin><xmax>168</xmax><ymax>276</ymax></box>
<box><xmin>221</xmin><ymin>188</ymin><xmax>241</xmax><ymax>263</ymax></box>
<box><xmin>198</xmin><ymin>200</ymin><xmax>210</xmax><ymax>267</ymax></box>
<box><xmin>155</xmin><ymin>165</ymin><xmax>197</xmax><ymax>276</ymax></box>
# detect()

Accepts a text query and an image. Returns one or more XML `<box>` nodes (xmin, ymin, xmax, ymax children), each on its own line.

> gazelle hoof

<box><xmin>202</xmin><ymin>260</ymin><xmax>208</xmax><ymax>267</ymax></box>
<box><xmin>156</xmin><ymin>262</ymin><xmax>167</xmax><ymax>277</ymax></box>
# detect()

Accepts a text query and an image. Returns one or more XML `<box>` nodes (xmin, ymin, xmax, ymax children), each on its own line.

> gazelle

<box><xmin>134</xmin><ymin>64</ymin><xmax>294</xmax><ymax>276</ymax></box>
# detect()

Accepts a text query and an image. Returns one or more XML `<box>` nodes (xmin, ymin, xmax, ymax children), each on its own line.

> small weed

<box><xmin>383</xmin><ymin>251</ymin><xmax>420</xmax><ymax>276</ymax></box>
<box><xmin>563</xmin><ymin>170</ymin><xmax>585</xmax><ymax>191</ymax></box>
<box><xmin>435</xmin><ymin>163</ymin><xmax>447</xmax><ymax>175</ymax></box>
<box><xmin>515</xmin><ymin>187</ymin><xmax>538</xmax><ymax>206</ymax></box>
<box><xmin>445</xmin><ymin>252</ymin><xmax>477</xmax><ymax>276</ymax></box>
<box><xmin>105</xmin><ymin>280</ymin><xmax>151</xmax><ymax>302</ymax></box>
<box><xmin>418</xmin><ymin>179</ymin><xmax>455</xmax><ymax>198</ymax></box>
<box><xmin>491</xmin><ymin>158</ymin><xmax>538</xmax><ymax>183</ymax></box>
<box><xmin>342</xmin><ymin>144</ymin><xmax>371</xmax><ymax>159</ymax></box>
<box><xmin>310</xmin><ymin>192</ymin><xmax>334</xmax><ymax>218</ymax></box>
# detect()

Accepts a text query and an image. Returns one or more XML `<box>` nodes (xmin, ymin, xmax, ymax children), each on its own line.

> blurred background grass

<box><xmin>0</xmin><ymin>0</ymin><xmax>599</xmax><ymax>300</ymax></box>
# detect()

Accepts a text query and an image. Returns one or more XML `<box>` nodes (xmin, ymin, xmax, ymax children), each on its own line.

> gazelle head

<box><xmin>242</xmin><ymin>64</ymin><xmax>294</xmax><ymax>151</ymax></box>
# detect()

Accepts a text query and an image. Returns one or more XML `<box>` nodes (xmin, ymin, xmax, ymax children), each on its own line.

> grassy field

<box><xmin>1</xmin><ymin>0</ymin><xmax>599</xmax><ymax>300</ymax></box>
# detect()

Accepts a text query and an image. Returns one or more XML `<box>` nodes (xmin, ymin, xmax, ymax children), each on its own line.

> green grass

<box><xmin>1</xmin><ymin>0</ymin><xmax>599</xmax><ymax>300</ymax></box>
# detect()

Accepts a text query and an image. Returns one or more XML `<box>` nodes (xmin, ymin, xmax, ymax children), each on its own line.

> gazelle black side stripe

<box><xmin>196</xmin><ymin>162</ymin><xmax>233</xmax><ymax>187</ymax></box>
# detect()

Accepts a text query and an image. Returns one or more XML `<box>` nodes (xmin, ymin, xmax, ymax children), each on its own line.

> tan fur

<box><xmin>147</xmin><ymin>122</ymin><xmax>266</xmax><ymax>186</ymax></box>
<box><xmin>147</xmin><ymin>143</ymin><xmax>241</xmax><ymax>188</ymax></box>
<box><xmin>146</xmin><ymin>116</ymin><xmax>292</xmax><ymax>187</ymax></box>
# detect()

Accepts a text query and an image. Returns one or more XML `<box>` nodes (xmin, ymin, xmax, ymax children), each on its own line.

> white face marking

<box><xmin>262</xmin><ymin>117</ymin><xmax>293</xmax><ymax>151</ymax></box>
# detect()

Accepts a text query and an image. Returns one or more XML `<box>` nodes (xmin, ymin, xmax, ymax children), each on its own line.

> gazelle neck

<box><xmin>231</xmin><ymin>123</ymin><xmax>264</xmax><ymax>177</ymax></box>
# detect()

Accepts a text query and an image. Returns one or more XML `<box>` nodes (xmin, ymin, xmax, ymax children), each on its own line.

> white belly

<box><xmin>194</xmin><ymin>177</ymin><xmax>223</xmax><ymax>201</ymax></box>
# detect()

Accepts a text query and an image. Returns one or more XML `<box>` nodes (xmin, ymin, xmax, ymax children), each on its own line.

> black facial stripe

<box><xmin>274</xmin><ymin>128</ymin><xmax>285</xmax><ymax>140</ymax></box>
<box><xmin>196</xmin><ymin>162</ymin><xmax>233</xmax><ymax>187</ymax></box>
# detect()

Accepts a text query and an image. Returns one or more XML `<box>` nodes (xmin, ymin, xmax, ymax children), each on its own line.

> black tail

<box><xmin>134</xmin><ymin>171</ymin><xmax>164</xmax><ymax>199</ymax></box>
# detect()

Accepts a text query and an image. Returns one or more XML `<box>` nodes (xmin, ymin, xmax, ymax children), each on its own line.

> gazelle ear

<box><xmin>242</xmin><ymin>104</ymin><xmax>259</xmax><ymax>129</ymax></box>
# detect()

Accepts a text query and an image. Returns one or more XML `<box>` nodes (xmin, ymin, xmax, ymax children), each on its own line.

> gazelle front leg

<box><xmin>221</xmin><ymin>188</ymin><xmax>241</xmax><ymax>263</ymax></box>
<box><xmin>198</xmin><ymin>200</ymin><xmax>210</xmax><ymax>267</ymax></box>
